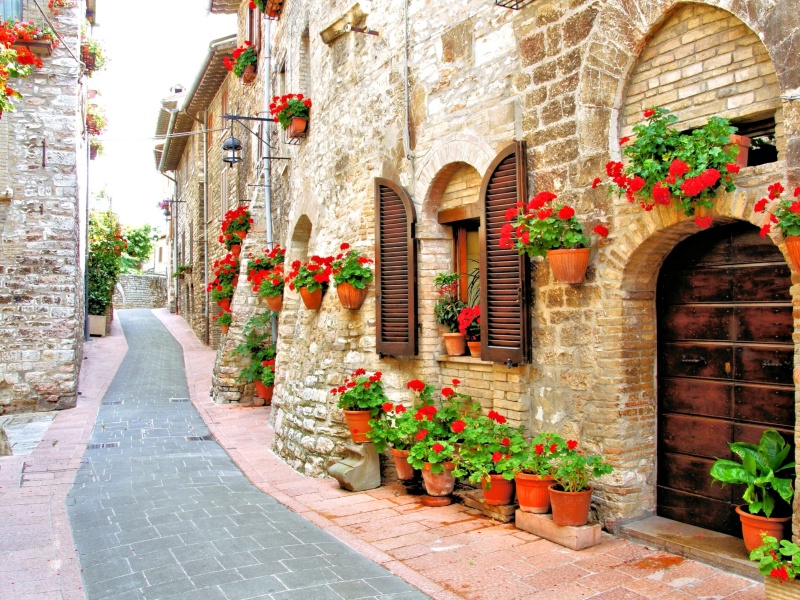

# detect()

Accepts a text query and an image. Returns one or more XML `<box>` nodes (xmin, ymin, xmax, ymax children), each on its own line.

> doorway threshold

<box><xmin>620</xmin><ymin>516</ymin><xmax>760</xmax><ymax>581</ymax></box>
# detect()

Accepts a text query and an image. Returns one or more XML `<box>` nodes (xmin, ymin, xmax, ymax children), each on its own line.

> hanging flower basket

<box><xmin>546</xmin><ymin>248</ymin><xmax>591</xmax><ymax>284</ymax></box>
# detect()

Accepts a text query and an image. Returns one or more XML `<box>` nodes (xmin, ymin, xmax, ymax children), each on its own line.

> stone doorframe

<box><xmin>574</xmin><ymin>0</ymin><xmax>800</xmax><ymax>531</ymax></box>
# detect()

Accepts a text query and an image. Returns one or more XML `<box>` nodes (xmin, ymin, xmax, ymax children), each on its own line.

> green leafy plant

<box><xmin>329</xmin><ymin>369</ymin><xmax>388</xmax><ymax>416</ymax></box>
<box><xmin>210</xmin><ymin>281</ymin><xmax>234</xmax><ymax>302</ymax></box>
<box><xmin>87</xmin><ymin>211</ymin><xmax>125</xmax><ymax>315</ymax></box>
<box><xmin>552</xmin><ymin>439</ymin><xmax>613</xmax><ymax>493</ymax></box>
<box><xmin>433</xmin><ymin>273</ymin><xmax>466</xmax><ymax>333</ymax></box>
<box><xmin>368</xmin><ymin>402</ymin><xmax>419</xmax><ymax>453</ymax></box>
<box><xmin>222</xmin><ymin>206</ymin><xmax>252</xmax><ymax>236</ymax></box>
<box><xmin>500</xmin><ymin>191</ymin><xmax>608</xmax><ymax>257</ymax></box>
<box><xmin>332</xmin><ymin>243</ymin><xmax>374</xmax><ymax>289</ymax></box>
<box><xmin>223</xmin><ymin>42</ymin><xmax>257</xmax><ymax>78</ymax></box>
<box><xmin>246</xmin><ymin>244</ymin><xmax>285</xmax><ymax>283</ymax></box>
<box><xmin>750</xmin><ymin>534</ymin><xmax>800</xmax><ymax>582</ymax></box>
<box><xmin>755</xmin><ymin>182</ymin><xmax>800</xmax><ymax>238</ymax></box>
<box><xmin>257</xmin><ymin>266</ymin><xmax>284</xmax><ymax>298</ymax></box>
<box><xmin>269</xmin><ymin>93</ymin><xmax>311</xmax><ymax>129</ymax></box>
<box><xmin>118</xmin><ymin>223</ymin><xmax>154</xmax><ymax>273</ymax></box>
<box><xmin>508</xmin><ymin>432</ymin><xmax>567</xmax><ymax>476</ymax></box>
<box><xmin>213</xmin><ymin>311</ymin><xmax>232</xmax><ymax>326</ymax></box>
<box><xmin>452</xmin><ymin>413</ymin><xmax>526</xmax><ymax>487</ymax></box>
<box><xmin>172</xmin><ymin>264</ymin><xmax>192</xmax><ymax>278</ymax></box>
<box><xmin>601</xmin><ymin>107</ymin><xmax>740</xmax><ymax>228</ymax></box>
<box><xmin>86</xmin><ymin>103</ymin><xmax>107</xmax><ymax>135</ymax></box>
<box><xmin>82</xmin><ymin>36</ymin><xmax>106</xmax><ymax>71</ymax></box>
<box><xmin>232</xmin><ymin>312</ymin><xmax>277</xmax><ymax>385</ymax></box>
<box><xmin>710</xmin><ymin>429</ymin><xmax>795</xmax><ymax>518</ymax></box>
<box><xmin>286</xmin><ymin>255</ymin><xmax>333</xmax><ymax>293</ymax></box>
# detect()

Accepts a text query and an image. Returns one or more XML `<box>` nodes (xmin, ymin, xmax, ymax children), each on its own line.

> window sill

<box><xmin>436</xmin><ymin>354</ymin><xmax>493</xmax><ymax>366</ymax></box>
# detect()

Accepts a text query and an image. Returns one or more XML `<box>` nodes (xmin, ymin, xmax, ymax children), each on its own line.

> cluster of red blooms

<box><xmin>755</xmin><ymin>182</ymin><xmax>800</xmax><ymax>237</ymax></box>
<box><xmin>414</xmin><ymin>404</ymin><xmax>438</xmax><ymax>421</ymax></box>
<box><xmin>285</xmin><ymin>255</ymin><xmax>334</xmax><ymax>290</ymax></box>
<box><xmin>205</xmin><ymin>253</ymin><xmax>240</xmax><ymax>302</ymax></box>
<box><xmin>328</xmin><ymin>368</ymin><xmax>382</xmax><ymax>395</ymax></box>
<box><xmin>47</xmin><ymin>0</ymin><xmax>76</xmax><ymax>13</ymax></box>
<box><xmin>222</xmin><ymin>42</ymin><xmax>253</xmax><ymax>72</ymax></box>
<box><xmin>268</xmin><ymin>93</ymin><xmax>312</xmax><ymax>118</ymax></box>
<box><xmin>487</xmin><ymin>410</ymin><xmax>506</xmax><ymax>424</ymax></box>
<box><xmin>407</xmin><ymin>379</ymin><xmax>426</xmax><ymax>393</ymax></box>
<box><xmin>4</xmin><ymin>20</ymin><xmax>59</xmax><ymax>48</ymax></box>
<box><xmin>246</xmin><ymin>245</ymin><xmax>285</xmax><ymax>287</ymax></box>
<box><xmin>221</xmin><ymin>206</ymin><xmax>252</xmax><ymax>235</ymax></box>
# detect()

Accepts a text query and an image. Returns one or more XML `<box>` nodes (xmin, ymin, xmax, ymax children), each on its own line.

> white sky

<box><xmin>88</xmin><ymin>1</ymin><xmax>236</xmax><ymax>233</ymax></box>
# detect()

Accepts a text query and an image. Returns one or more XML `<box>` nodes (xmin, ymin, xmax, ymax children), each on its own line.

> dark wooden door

<box><xmin>656</xmin><ymin>222</ymin><xmax>795</xmax><ymax>536</ymax></box>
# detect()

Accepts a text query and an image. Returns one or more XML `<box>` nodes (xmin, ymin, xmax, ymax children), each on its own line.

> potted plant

<box><xmin>0</xmin><ymin>24</ymin><xmax>45</xmax><ymax>116</ymax></box>
<box><xmin>332</xmin><ymin>243</ymin><xmax>374</xmax><ymax>310</ymax></box>
<box><xmin>509</xmin><ymin>432</ymin><xmax>567</xmax><ymax>514</ymax></box>
<box><xmin>710</xmin><ymin>429</ymin><xmax>794</xmax><ymax>551</ymax></box>
<box><xmin>549</xmin><ymin>439</ymin><xmax>613</xmax><ymax>526</ymax></box>
<box><xmin>501</xmin><ymin>191</ymin><xmax>609</xmax><ymax>284</ymax></box>
<box><xmin>286</xmin><ymin>255</ymin><xmax>333</xmax><ymax>310</ymax></box>
<box><xmin>157</xmin><ymin>199</ymin><xmax>170</xmax><ymax>217</ymax></box>
<box><xmin>89</xmin><ymin>137</ymin><xmax>103</xmax><ymax>160</ymax></box>
<box><xmin>222</xmin><ymin>206</ymin><xmax>253</xmax><ymax>241</ymax></box>
<box><xmin>406</xmin><ymin>379</ymin><xmax>481</xmax><ymax>498</ymax></box>
<box><xmin>755</xmin><ymin>183</ymin><xmax>800</xmax><ymax>271</ymax></box>
<box><xmin>453</xmin><ymin>411</ymin><xmax>526</xmax><ymax>505</ymax></box>
<box><xmin>750</xmin><ymin>535</ymin><xmax>800</xmax><ymax>598</ymax></box>
<box><xmin>603</xmin><ymin>107</ymin><xmax>741</xmax><ymax>228</ymax></box>
<box><xmin>256</xmin><ymin>266</ymin><xmax>285</xmax><ymax>312</ymax></box>
<box><xmin>269</xmin><ymin>93</ymin><xmax>312</xmax><ymax>138</ymax></box>
<box><xmin>86</xmin><ymin>103</ymin><xmax>107</xmax><ymax>136</ymax></box>
<box><xmin>245</xmin><ymin>244</ymin><xmax>284</xmax><ymax>284</ymax></box>
<box><xmin>250</xmin><ymin>0</ymin><xmax>284</xmax><ymax>19</ymax></box>
<box><xmin>213</xmin><ymin>310</ymin><xmax>232</xmax><ymax>335</ymax></box>
<box><xmin>434</xmin><ymin>272</ymin><xmax>467</xmax><ymax>355</ymax></box>
<box><xmin>47</xmin><ymin>0</ymin><xmax>76</xmax><ymax>15</ymax></box>
<box><xmin>7</xmin><ymin>20</ymin><xmax>60</xmax><ymax>55</ymax></box>
<box><xmin>80</xmin><ymin>36</ymin><xmax>106</xmax><ymax>74</ymax></box>
<box><xmin>223</xmin><ymin>41</ymin><xmax>258</xmax><ymax>84</ymax></box>
<box><xmin>232</xmin><ymin>313</ymin><xmax>277</xmax><ymax>406</ymax></box>
<box><xmin>457</xmin><ymin>306</ymin><xmax>481</xmax><ymax>358</ymax></box>
<box><xmin>87</xmin><ymin>211</ymin><xmax>125</xmax><ymax>336</ymax></box>
<box><xmin>329</xmin><ymin>369</ymin><xmax>389</xmax><ymax>443</ymax></box>
<box><xmin>368</xmin><ymin>401</ymin><xmax>419</xmax><ymax>481</ymax></box>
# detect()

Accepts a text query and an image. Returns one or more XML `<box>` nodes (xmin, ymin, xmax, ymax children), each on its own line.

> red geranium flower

<box><xmin>432</xmin><ymin>443</ymin><xmax>445</xmax><ymax>454</ymax></box>
<box><xmin>567</xmin><ymin>440</ymin><xmax>578</xmax><ymax>450</ymax></box>
<box><xmin>557</xmin><ymin>206</ymin><xmax>575</xmax><ymax>220</ymax></box>
<box><xmin>382</xmin><ymin>402</ymin><xmax>393</xmax><ymax>413</ymax></box>
<box><xmin>415</xmin><ymin>429</ymin><xmax>428</xmax><ymax>441</ymax></box>
<box><xmin>451</xmin><ymin>420</ymin><xmax>466</xmax><ymax>434</ymax></box>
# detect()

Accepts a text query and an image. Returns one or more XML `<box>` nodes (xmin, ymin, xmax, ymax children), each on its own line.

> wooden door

<box><xmin>656</xmin><ymin>222</ymin><xmax>794</xmax><ymax>536</ymax></box>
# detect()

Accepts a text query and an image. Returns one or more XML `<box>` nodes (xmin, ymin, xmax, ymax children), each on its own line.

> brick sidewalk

<box><xmin>154</xmin><ymin>309</ymin><xmax>766</xmax><ymax>600</ymax></box>
<box><xmin>0</xmin><ymin>320</ymin><xmax>128</xmax><ymax>600</ymax></box>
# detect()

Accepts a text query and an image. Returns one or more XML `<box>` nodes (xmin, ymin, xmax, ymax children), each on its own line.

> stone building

<box><xmin>181</xmin><ymin>0</ymin><xmax>799</xmax><ymax>549</ymax></box>
<box><xmin>0</xmin><ymin>0</ymin><xmax>95</xmax><ymax>413</ymax></box>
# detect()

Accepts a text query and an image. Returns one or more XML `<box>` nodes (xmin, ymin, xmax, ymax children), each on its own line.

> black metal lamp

<box><xmin>222</xmin><ymin>136</ymin><xmax>243</xmax><ymax>165</ymax></box>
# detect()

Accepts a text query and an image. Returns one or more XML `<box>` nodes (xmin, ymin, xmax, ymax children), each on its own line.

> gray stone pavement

<box><xmin>67</xmin><ymin>309</ymin><xmax>427</xmax><ymax>600</ymax></box>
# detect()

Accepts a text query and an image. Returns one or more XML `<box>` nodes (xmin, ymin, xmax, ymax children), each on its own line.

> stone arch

<box><xmin>286</xmin><ymin>213</ymin><xmax>313</xmax><ymax>265</ymax></box>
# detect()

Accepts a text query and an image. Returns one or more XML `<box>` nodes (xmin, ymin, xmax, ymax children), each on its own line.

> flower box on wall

<box><xmin>13</xmin><ymin>39</ymin><xmax>54</xmax><ymax>56</ymax></box>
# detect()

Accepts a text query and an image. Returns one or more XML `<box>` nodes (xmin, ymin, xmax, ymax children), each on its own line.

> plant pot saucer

<box><xmin>420</xmin><ymin>495</ymin><xmax>452</xmax><ymax>507</ymax></box>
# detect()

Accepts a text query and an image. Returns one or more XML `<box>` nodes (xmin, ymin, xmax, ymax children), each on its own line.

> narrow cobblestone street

<box><xmin>66</xmin><ymin>310</ymin><xmax>426</xmax><ymax>600</ymax></box>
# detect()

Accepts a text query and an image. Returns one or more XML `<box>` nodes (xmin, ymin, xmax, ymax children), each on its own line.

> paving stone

<box><xmin>67</xmin><ymin>311</ymin><xmax>429</xmax><ymax>600</ymax></box>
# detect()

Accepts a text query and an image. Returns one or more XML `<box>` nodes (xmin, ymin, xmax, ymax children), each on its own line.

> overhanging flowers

<box><xmin>223</xmin><ymin>42</ymin><xmax>257</xmax><ymax>79</ymax></box>
<box><xmin>285</xmin><ymin>255</ymin><xmax>334</xmax><ymax>293</ymax></box>
<box><xmin>269</xmin><ymin>93</ymin><xmax>311</xmax><ymax>129</ymax></box>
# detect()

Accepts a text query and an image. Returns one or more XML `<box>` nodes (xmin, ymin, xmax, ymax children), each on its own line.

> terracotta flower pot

<box><xmin>241</xmin><ymin>64</ymin><xmax>256</xmax><ymax>84</ymax></box>
<box><xmin>736</xmin><ymin>505</ymin><xmax>790</xmax><ymax>552</ymax></box>
<box><xmin>481</xmin><ymin>474</ymin><xmax>515</xmax><ymax>506</ymax></box>
<box><xmin>421</xmin><ymin>462</ymin><xmax>456</xmax><ymax>496</ymax></box>
<box><xmin>391</xmin><ymin>448</ymin><xmax>416</xmax><ymax>481</ymax></box>
<box><xmin>467</xmin><ymin>341</ymin><xmax>481</xmax><ymax>359</ymax></box>
<box><xmin>515</xmin><ymin>473</ymin><xmax>555</xmax><ymax>514</ymax></box>
<box><xmin>265</xmin><ymin>294</ymin><xmax>283</xmax><ymax>312</ymax></box>
<box><xmin>546</xmin><ymin>248</ymin><xmax>590</xmax><ymax>284</ymax></box>
<box><xmin>343</xmin><ymin>409</ymin><xmax>372</xmax><ymax>443</ymax></box>
<box><xmin>549</xmin><ymin>484</ymin><xmax>593</xmax><ymax>527</ymax></box>
<box><xmin>336</xmin><ymin>282</ymin><xmax>368</xmax><ymax>310</ymax></box>
<box><xmin>254</xmin><ymin>380</ymin><xmax>274</xmax><ymax>406</ymax></box>
<box><xmin>220</xmin><ymin>324</ymin><xmax>229</xmax><ymax>335</ymax></box>
<box><xmin>288</xmin><ymin>117</ymin><xmax>307</xmax><ymax>138</ymax></box>
<box><xmin>442</xmin><ymin>332</ymin><xmax>466</xmax><ymax>356</ymax></box>
<box><xmin>217</xmin><ymin>298</ymin><xmax>231</xmax><ymax>311</ymax></box>
<box><xmin>230</xmin><ymin>244</ymin><xmax>241</xmax><ymax>257</ymax></box>
<box><xmin>784</xmin><ymin>236</ymin><xmax>800</xmax><ymax>272</ymax></box>
<box><xmin>299</xmin><ymin>286</ymin><xmax>323</xmax><ymax>310</ymax></box>
<box><xmin>233</xmin><ymin>230</ymin><xmax>247</xmax><ymax>240</ymax></box>
<box><xmin>231</xmin><ymin>275</ymin><xmax>239</xmax><ymax>287</ymax></box>
<box><xmin>727</xmin><ymin>134</ymin><xmax>751</xmax><ymax>168</ymax></box>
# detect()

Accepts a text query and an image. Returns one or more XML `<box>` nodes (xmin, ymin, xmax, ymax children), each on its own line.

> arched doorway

<box><xmin>656</xmin><ymin>221</ymin><xmax>794</xmax><ymax>536</ymax></box>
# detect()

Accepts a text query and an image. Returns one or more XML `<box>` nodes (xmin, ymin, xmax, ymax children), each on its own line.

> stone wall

<box><xmin>112</xmin><ymin>274</ymin><xmax>168</xmax><ymax>309</ymax></box>
<box><xmin>0</xmin><ymin>1</ymin><xmax>85</xmax><ymax>414</ymax></box>
<box><xmin>212</xmin><ymin>0</ymin><xmax>800</xmax><ymax>531</ymax></box>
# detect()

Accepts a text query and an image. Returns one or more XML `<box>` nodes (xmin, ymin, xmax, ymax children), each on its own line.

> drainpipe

<box><xmin>202</xmin><ymin>110</ymin><xmax>210</xmax><ymax>345</ymax></box>
<box><xmin>403</xmin><ymin>0</ymin><xmax>413</xmax><ymax>164</ymax></box>
<box><xmin>264</xmin><ymin>16</ymin><xmax>278</xmax><ymax>342</ymax></box>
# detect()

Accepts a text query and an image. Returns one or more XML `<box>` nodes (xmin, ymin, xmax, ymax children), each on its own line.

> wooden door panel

<box><xmin>659</xmin><ymin>414</ymin><xmax>732</xmax><ymax>458</ymax></box>
<box><xmin>733</xmin><ymin>265</ymin><xmax>792</xmax><ymax>302</ymax></box>
<box><xmin>734</xmin><ymin>346</ymin><xmax>794</xmax><ymax>384</ymax></box>
<box><xmin>733</xmin><ymin>384</ymin><xmax>795</xmax><ymax>426</ymax></box>
<box><xmin>733</xmin><ymin>229</ymin><xmax>787</xmax><ymax>264</ymax></box>
<box><xmin>658</xmin><ymin>453</ymin><xmax>731</xmax><ymax>501</ymax></box>
<box><xmin>659</xmin><ymin>378</ymin><xmax>732</xmax><ymax>418</ymax></box>
<box><xmin>733</xmin><ymin>423</ymin><xmax>794</xmax><ymax>446</ymax></box>
<box><xmin>734</xmin><ymin>306</ymin><xmax>793</xmax><ymax>343</ymax></box>
<box><xmin>659</xmin><ymin>343</ymin><xmax>733</xmax><ymax>379</ymax></box>
<box><xmin>657</xmin><ymin>488</ymin><xmax>740</xmax><ymax>536</ymax></box>
<box><xmin>659</xmin><ymin>306</ymin><xmax>732</xmax><ymax>341</ymax></box>
<box><xmin>663</xmin><ymin>230</ymin><xmax>732</xmax><ymax>267</ymax></box>
<box><xmin>658</xmin><ymin>269</ymin><xmax>733</xmax><ymax>304</ymax></box>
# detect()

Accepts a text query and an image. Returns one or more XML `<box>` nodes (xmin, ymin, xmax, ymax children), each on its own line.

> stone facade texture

<box><xmin>112</xmin><ymin>274</ymin><xmax>168</xmax><ymax>310</ymax></box>
<box><xmin>185</xmin><ymin>0</ymin><xmax>800</xmax><ymax>533</ymax></box>
<box><xmin>0</xmin><ymin>1</ymin><xmax>87</xmax><ymax>414</ymax></box>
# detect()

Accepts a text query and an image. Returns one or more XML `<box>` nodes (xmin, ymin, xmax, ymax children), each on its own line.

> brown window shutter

<box><xmin>479</xmin><ymin>141</ymin><xmax>531</xmax><ymax>364</ymax></box>
<box><xmin>375</xmin><ymin>178</ymin><xmax>418</xmax><ymax>356</ymax></box>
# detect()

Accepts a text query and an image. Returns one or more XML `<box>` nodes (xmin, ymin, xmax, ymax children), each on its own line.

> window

<box><xmin>246</xmin><ymin>6</ymin><xmax>262</xmax><ymax>51</ymax></box>
<box><xmin>278</xmin><ymin>60</ymin><xmax>286</xmax><ymax>98</ymax></box>
<box><xmin>1</xmin><ymin>0</ymin><xmax>22</xmax><ymax>20</ymax></box>
<box><xmin>219</xmin><ymin>88</ymin><xmax>228</xmax><ymax>140</ymax></box>
<box><xmin>453</xmin><ymin>223</ymin><xmax>480</xmax><ymax>305</ymax></box>
<box><xmin>732</xmin><ymin>116</ymin><xmax>778</xmax><ymax>167</ymax></box>
<box><xmin>300</xmin><ymin>30</ymin><xmax>311</xmax><ymax>97</ymax></box>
